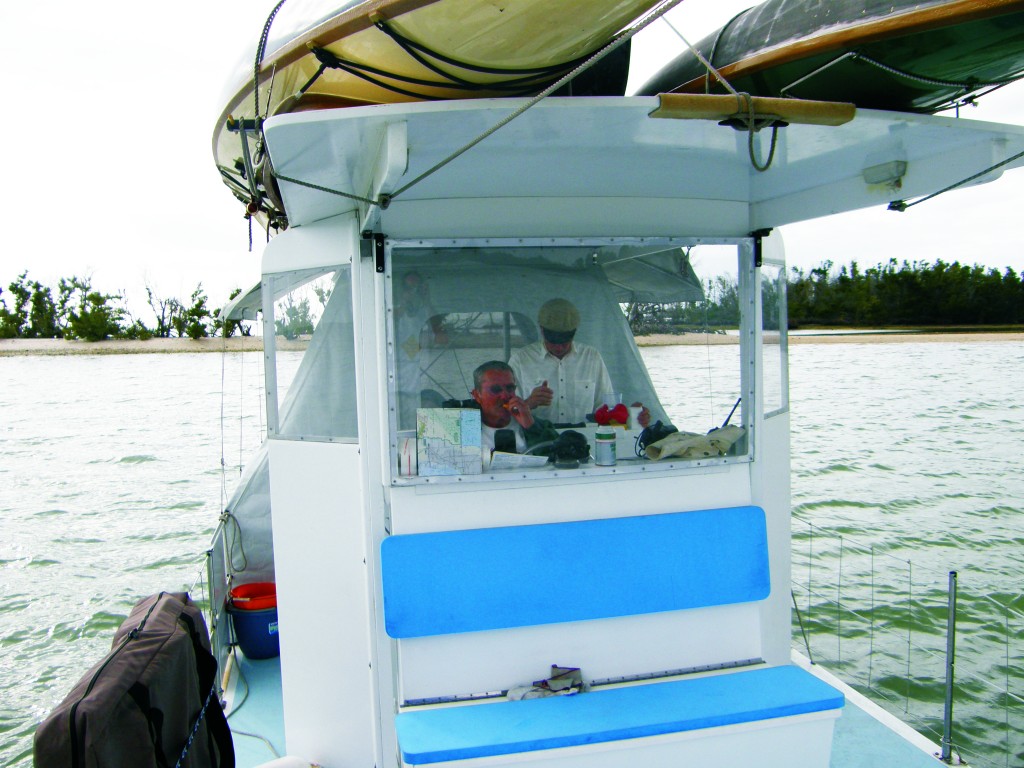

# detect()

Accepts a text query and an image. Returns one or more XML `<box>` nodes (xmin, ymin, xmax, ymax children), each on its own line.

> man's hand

<box><xmin>526</xmin><ymin>380</ymin><xmax>552</xmax><ymax>409</ymax></box>
<box><xmin>506</xmin><ymin>396</ymin><xmax>534</xmax><ymax>429</ymax></box>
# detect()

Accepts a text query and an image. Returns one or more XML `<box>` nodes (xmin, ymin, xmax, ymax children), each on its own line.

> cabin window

<box><xmin>761</xmin><ymin>262</ymin><xmax>789</xmax><ymax>417</ymax></box>
<box><xmin>385</xmin><ymin>239</ymin><xmax>754</xmax><ymax>481</ymax></box>
<box><xmin>263</xmin><ymin>265</ymin><xmax>358</xmax><ymax>441</ymax></box>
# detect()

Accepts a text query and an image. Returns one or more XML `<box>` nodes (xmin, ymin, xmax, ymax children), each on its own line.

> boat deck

<box><xmin>224</xmin><ymin>652</ymin><xmax>942</xmax><ymax>767</ymax></box>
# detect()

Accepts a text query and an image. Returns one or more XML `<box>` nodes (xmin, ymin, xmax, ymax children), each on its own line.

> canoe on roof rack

<box><xmin>638</xmin><ymin>0</ymin><xmax>1024</xmax><ymax>113</ymax></box>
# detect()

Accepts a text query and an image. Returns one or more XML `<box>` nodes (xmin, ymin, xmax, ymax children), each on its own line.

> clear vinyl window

<box><xmin>387</xmin><ymin>239</ymin><xmax>754</xmax><ymax>480</ymax></box>
<box><xmin>264</xmin><ymin>265</ymin><xmax>358</xmax><ymax>441</ymax></box>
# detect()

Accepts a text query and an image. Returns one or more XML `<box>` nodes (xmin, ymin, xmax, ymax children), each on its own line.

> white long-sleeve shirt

<box><xmin>509</xmin><ymin>341</ymin><xmax>614</xmax><ymax>424</ymax></box>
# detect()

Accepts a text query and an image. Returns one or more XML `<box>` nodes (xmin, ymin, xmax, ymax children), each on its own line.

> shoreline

<box><xmin>2</xmin><ymin>331</ymin><xmax>1023</xmax><ymax>357</ymax></box>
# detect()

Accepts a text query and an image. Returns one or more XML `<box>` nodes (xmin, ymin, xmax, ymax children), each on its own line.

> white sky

<box><xmin>2</xmin><ymin>0</ymin><xmax>1023</xmax><ymax>321</ymax></box>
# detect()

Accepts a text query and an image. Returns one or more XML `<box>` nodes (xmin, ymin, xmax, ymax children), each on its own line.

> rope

<box><xmin>662</xmin><ymin>16</ymin><xmax>778</xmax><ymax>171</ymax></box>
<box><xmin>853</xmin><ymin>51</ymin><xmax>1024</xmax><ymax>91</ymax></box>
<box><xmin>310</xmin><ymin>46</ymin><xmax>544</xmax><ymax>101</ymax></box>
<box><xmin>272</xmin><ymin>170</ymin><xmax>378</xmax><ymax>206</ymax></box>
<box><xmin>254</xmin><ymin>0</ymin><xmax>289</xmax><ymax>118</ymax></box>
<box><xmin>662</xmin><ymin>17</ymin><xmax>739</xmax><ymax>98</ymax></box>
<box><xmin>291</xmin><ymin>19</ymin><xmax>584</xmax><ymax>109</ymax></box>
<box><xmin>704</xmin><ymin>8</ymin><xmax>752</xmax><ymax>95</ymax></box>
<box><xmin>374</xmin><ymin>18</ymin><xmax>589</xmax><ymax>77</ymax></box>
<box><xmin>174</xmin><ymin>681</ymin><xmax>217</xmax><ymax>768</ymax></box>
<box><xmin>889</xmin><ymin>145</ymin><xmax>1024</xmax><ymax>211</ymax></box>
<box><xmin>222</xmin><ymin>511</ymin><xmax>248</xmax><ymax>573</ymax></box>
<box><xmin>387</xmin><ymin>0</ymin><xmax>688</xmax><ymax>201</ymax></box>
<box><xmin>741</xmin><ymin>94</ymin><xmax>780</xmax><ymax>172</ymax></box>
<box><xmin>269</xmin><ymin>0</ymin><xmax>686</xmax><ymax>208</ymax></box>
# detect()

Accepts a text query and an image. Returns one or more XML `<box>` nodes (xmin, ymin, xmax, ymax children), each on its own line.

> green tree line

<box><xmin>787</xmin><ymin>258</ymin><xmax>1024</xmax><ymax>327</ymax></box>
<box><xmin>0</xmin><ymin>273</ymin><xmax>250</xmax><ymax>341</ymax></box>
<box><xmin>628</xmin><ymin>258</ymin><xmax>1024</xmax><ymax>334</ymax></box>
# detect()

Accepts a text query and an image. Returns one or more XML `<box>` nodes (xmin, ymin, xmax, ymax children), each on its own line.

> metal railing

<box><xmin>791</xmin><ymin>516</ymin><xmax>1023</xmax><ymax>767</ymax></box>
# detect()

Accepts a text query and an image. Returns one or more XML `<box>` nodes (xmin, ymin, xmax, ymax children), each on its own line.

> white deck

<box><xmin>224</xmin><ymin>651</ymin><xmax>942</xmax><ymax>768</ymax></box>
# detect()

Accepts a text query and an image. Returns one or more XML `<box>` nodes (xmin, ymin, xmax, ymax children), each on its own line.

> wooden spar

<box><xmin>650</xmin><ymin>93</ymin><xmax>856</xmax><ymax>127</ymax></box>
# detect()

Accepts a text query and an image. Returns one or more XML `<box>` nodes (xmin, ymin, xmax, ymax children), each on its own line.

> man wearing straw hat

<box><xmin>510</xmin><ymin>298</ymin><xmax>648</xmax><ymax>426</ymax></box>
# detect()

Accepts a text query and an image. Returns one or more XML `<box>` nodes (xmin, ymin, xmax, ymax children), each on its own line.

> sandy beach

<box><xmin>0</xmin><ymin>337</ymin><xmax>265</xmax><ymax>356</ymax></box>
<box><xmin>1</xmin><ymin>331</ymin><xmax>1022</xmax><ymax>357</ymax></box>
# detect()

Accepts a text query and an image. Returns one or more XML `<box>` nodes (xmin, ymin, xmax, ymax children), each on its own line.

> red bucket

<box><xmin>229</xmin><ymin>582</ymin><xmax>277</xmax><ymax>611</ymax></box>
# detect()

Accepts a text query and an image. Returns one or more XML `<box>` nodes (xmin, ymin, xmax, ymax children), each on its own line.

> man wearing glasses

<box><xmin>471</xmin><ymin>361</ymin><xmax>558</xmax><ymax>457</ymax></box>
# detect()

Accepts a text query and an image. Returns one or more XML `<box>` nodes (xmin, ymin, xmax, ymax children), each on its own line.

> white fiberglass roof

<box><xmin>262</xmin><ymin>96</ymin><xmax>1024</xmax><ymax>236</ymax></box>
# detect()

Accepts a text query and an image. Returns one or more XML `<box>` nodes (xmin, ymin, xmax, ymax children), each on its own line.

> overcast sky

<box><xmin>2</xmin><ymin>0</ymin><xmax>1022</xmax><ymax>321</ymax></box>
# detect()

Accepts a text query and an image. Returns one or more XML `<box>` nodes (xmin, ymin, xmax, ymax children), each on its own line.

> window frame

<box><xmin>383</xmin><ymin>236</ymin><xmax>760</xmax><ymax>486</ymax></box>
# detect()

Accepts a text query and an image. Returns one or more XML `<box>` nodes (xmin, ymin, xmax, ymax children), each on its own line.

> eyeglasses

<box><xmin>486</xmin><ymin>384</ymin><xmax>518</xmax><ymax>395</ymax></box>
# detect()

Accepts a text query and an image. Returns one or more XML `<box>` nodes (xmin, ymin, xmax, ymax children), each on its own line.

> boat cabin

<box><xmin>214</xmin><ymin>96</ymin><xmax>1024</xmax><ymax>767</ymax></box>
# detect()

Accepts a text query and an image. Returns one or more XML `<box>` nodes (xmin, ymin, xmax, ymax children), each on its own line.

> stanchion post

<box><xmin>941</xmin><ymin>570</ymin><xmax>958</xmax><ymax>763</ymax></box>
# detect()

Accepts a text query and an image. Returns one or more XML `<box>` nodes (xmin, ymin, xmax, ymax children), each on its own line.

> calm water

<box><xmin>1</xmin><ymin>342</ymin><xmax>1021</xmax><ymax>767</ymax></box>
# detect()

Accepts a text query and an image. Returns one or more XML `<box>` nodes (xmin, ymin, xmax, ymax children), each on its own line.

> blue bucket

<box><xmin>228</xmin><ymin>583</ymin><xmax>280</xmax><ymax>659</ymax></box>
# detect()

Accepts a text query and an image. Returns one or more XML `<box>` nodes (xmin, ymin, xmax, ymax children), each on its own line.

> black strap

<box><xmin>179</xmin><ymin>609</ymin><xmax>235</xmax><ymax>768</ymax></box>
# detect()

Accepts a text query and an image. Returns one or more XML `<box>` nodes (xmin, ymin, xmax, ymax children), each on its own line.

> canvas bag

<box><xmin>34</xmin><ymin>591</ymin><xmax>234</xmax><ymax>768</ymax></box>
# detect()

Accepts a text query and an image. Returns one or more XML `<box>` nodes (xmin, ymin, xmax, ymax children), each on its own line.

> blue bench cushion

<box><xmin>396</xmin><ymin>665</ymin><xmax>844</xmax><ymax>765</ymax></box>
<box><xmin>381</xmin><ymin>506</ymin><xmax>769</xmax><ymax>638</ymax></box>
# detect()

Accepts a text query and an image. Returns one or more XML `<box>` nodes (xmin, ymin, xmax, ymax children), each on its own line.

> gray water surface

<box><xmin>1</xmin><ymin>342</ymin><xmax>1020</xmax><ymax>766</ymax></box>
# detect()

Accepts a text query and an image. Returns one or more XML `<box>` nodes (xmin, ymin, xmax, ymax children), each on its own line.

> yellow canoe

<box><xmin>214</xmin><ymin>0</ymin><xmax>666</xmax><ymax>225</ymax></box>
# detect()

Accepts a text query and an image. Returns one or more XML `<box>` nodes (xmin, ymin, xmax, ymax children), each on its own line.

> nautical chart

<box><xmin>416</xmin><ymin>408</ymin><xmax>482</xmax><ymax>476</ymax></box>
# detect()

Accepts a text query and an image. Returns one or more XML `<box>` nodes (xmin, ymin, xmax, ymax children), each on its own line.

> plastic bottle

<box><xmin>594</xmin><ymin>427</ymin><xmax>617</xmax><ymax>466</ymax></box>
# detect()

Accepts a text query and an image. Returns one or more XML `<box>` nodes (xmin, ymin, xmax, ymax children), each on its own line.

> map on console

<box><xmin>416</xmin><ymin>409</ymin><xmax>482</xmax><ymax>476</ymax></box>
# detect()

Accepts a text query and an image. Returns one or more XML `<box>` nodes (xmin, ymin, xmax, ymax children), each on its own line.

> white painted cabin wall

<box><xmin>268</xmin><ymin>439</ymin><xmax>376</xmax><ymax>767</ymax></box>
<box><xmin>753</xmin><ymin>411</ymin><xmax>793</xmax><ymax>667</ymax></box>
<box><xmin>263</xmin><ymin>216</ymin><xmax>386</xmax><ymax>767</ymax></box>
<box><xmin>386</xmin><ymin>466</ymin><xmax>759</xmax><ymax>700</ymax></box>
<box><xmin>388</xmin><ymin>463</ymin><xmax>751</xmax><ymax>534</ymax></box>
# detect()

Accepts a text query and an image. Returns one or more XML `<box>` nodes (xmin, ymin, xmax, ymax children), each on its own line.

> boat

<box><xmin>35</xmin><ymin>0</ymin><xmax>1024</xmax><ymax>766</ymax></box>
<box><xmin>638</xmin><ymin>0</ymin><xmax>1024</xmax><ymax>112</ymax></box>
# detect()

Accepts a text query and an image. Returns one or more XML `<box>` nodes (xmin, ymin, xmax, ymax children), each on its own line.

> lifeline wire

<box><xmin>270</xmin><ymin>0</ymin><xmax>688</xmax><ymax>208</ymax></box>
<box><xmin>661</xmin><ymin>16</ymin><xmax>778</xmax><ymax>172</ymax></box>
<box><xmin>889</xmin><ymin>145</ymin><xmax>1024</xmax><ymax>211</ymax></box>
<box><xmin>661</xmin><ymin>17</ymin><xmax>739</xmax><ymax>97</ymax></box>
<box><xmin>385</xmin><ymin>0</ymin><xmax>688</xmax><ymax>201</ymax></box>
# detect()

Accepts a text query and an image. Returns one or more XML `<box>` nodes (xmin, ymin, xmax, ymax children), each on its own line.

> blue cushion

<box><xmin>396</xmin><ymin>665</ymin><xmax>844</xmax><ymax>764</ymax></box>
<box><xmin>381</xmin><ymin>506</ymin><xmax>769</xmax><ymax>638</ymax></box>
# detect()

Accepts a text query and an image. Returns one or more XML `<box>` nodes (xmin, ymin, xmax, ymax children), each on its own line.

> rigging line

<box><xmin>311</xmin><ymin>54</ymin><xmax>445</xmax><ymax>100</ymax></box>
<box><xmin>297</xmin><ymin>62</ymin><xmax>328</xmax><ymax>96</ymax></box>
<box><xmin>239</xmin><ymin>338</ymin><xmax>245</xmax><ymax>477</ymax></box>
<box><xmin>387</xmin><ymin>0</ymin><xmax>688</xmax><ymax>202</ymax></box>
<box><xmin>948</xmin><ymin>79</ymin><xmax>1024</xmax><ymax>113</ymax></box>
<box><xmin>662</xmin><ymin>17</ymin><xmax>777</xmax><ymax>171</ymax></box>
<box><xmin>703</xmin><ymin>283</ymin><xmax>715</xmax><ymax>427</ymax></box>
<box><xmin>662</xmin><ymin>16</ymin><xmax>739</xmax><ymax>98</ymax></box>
<box><xmin>312</xmin><ymin>47</ymin><xmax>551</xmax><ymax>96</ymax></box>
<box><xmin>254</xmin><ymin>0</ymin><xmax>289</xmax><ymax>118</ymax></box>
<box><xmin>743</xmin><ymin>94</ymin><xmax>780</xmax><ymax>172</ymax></box>
<box><xmin>374</xmin><ymin>18</ymin><xmax>591</xmax><ymax>77</ymax></box>
<box><xmin>298</xmin><ymin>51</ymin><xmax>549</xmax><ymax>103</ymax></box>
<box><xmin>888</xmin><ymin>145</ymin><xmax>1024</xmax><ymax>211</ymax></box>
<box><xmin>705</xmin><ymin>8</ymin><xmax>752</xmax><ymax>95</ymax></box>
<box><xmin>853</xmin><ymin>51</ymin><xmax>1024</xmax><ymax>91</ymax></box>
<box><xmin>271</xmin><ymin>169</ymin><xmax>379</xmax><ymax>206</ymax></box>
<box><xmin>219</xmin><ymin>344</ymin><xmax>227</xmax><ymax>514</ymax></box>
